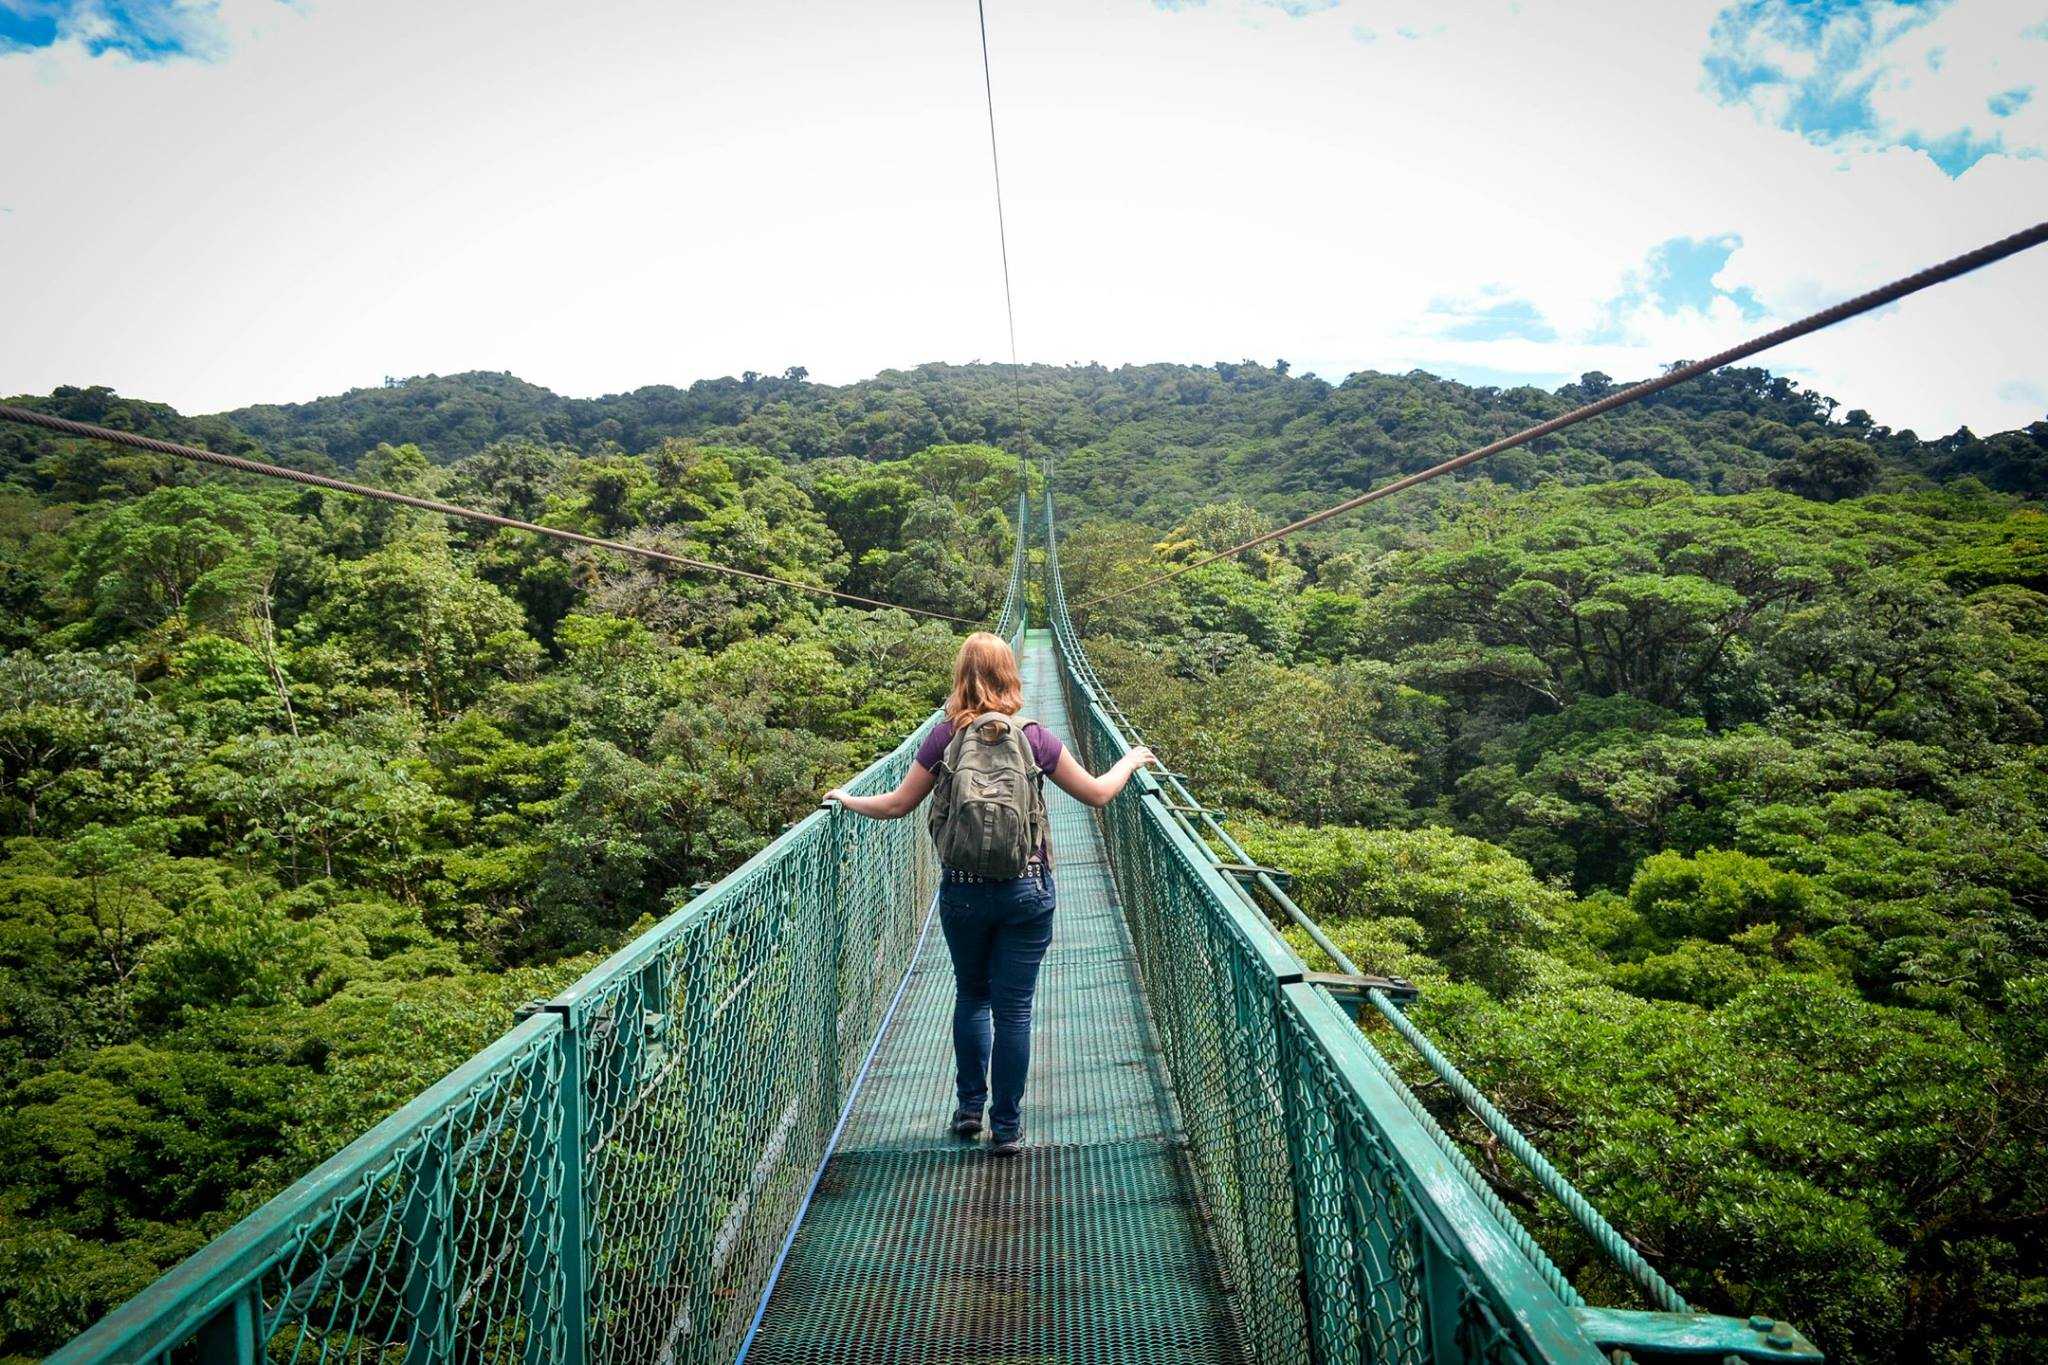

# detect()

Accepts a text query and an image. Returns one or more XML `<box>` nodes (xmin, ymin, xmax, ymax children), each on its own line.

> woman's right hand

<box><xmin>1126</xmin><ymin>746</ymin><xmax>1158</xmax><ymax>770</ymax></box>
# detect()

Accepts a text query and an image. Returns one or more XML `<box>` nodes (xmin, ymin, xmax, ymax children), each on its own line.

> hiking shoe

<box><xmin>989</xmin><ymin>1133</ymin><xmax>1023</xmax><ymax>1157</ymax></box>
<box><xmin>951</xmin><ymin>1110</ymin><xmax>983</xmax><ymax>1138</ymax></box>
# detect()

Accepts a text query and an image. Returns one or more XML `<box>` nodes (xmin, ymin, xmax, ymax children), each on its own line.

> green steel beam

<box><xmin>1570</xmin><ymin>1307</ymin><xmax>1824</xmax><ymax>1361</ymax></box>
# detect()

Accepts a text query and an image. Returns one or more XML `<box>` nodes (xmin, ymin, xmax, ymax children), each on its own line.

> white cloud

<box><xmin>1</xmin><ymin>0</ymin><xmax>2041</xmax><ymax>436</ymax></box>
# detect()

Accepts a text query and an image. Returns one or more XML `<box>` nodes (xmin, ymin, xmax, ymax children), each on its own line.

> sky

<box><xmin>1</xmin><ymin>0</ymin><xmax>2043</xmax><ymax>435</ymax></box>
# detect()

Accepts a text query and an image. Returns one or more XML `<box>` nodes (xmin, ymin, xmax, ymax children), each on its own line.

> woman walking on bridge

<box><xmin>827</xmin><ymin>631</ymin><xmax>1155</xmax><ymax>1155</ymax></box>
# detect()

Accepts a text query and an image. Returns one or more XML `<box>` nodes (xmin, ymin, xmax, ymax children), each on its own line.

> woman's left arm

<box><xmin>826</xmin><ymin>762</ymin><xmax>936</xmax><ymax>820</ymax></box>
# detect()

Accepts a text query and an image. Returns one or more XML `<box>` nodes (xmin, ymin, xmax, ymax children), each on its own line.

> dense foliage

<box><xmin>1</xmin><ymin>361</ymin><xmax>2042</xmax><ymax>1360</ymax></box>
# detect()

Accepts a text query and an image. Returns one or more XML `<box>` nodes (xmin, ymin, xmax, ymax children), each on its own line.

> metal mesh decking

<box><xmin>742</xmin><ymin>630</ymin><xmax>1249</xmax><ymax>1365</ymax></box>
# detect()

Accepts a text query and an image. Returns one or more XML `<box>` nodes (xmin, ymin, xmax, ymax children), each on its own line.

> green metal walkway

<box><xmin>743</xmin><ymin>629</ymin><xmax>1246</xmax><ymax>1364</ymax></box>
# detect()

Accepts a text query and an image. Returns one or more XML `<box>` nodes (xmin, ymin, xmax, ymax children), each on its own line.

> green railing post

<box><xmin>550</xmin><ymin>1011</ymin><xmax>592</xmax><ymax>1364</ymax></box>
<box><xmin>192</xmin><ymin>1285</ymin><xmax>260</xmax><ymax>1363</ymax></box>
<box><xmin>399</xmin><ymin>1127</ymin><xmax>455</xmax><ymax>1363</ymax></box>
<box><xmin>819</xmin><ymin>805</ymin><xmax>847</xmax><ymax>1126</ymax></box>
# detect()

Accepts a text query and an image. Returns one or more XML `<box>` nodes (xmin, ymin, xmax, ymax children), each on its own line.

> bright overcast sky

<box><xmin>2</xmin><ymin>0</ymin><xmax>2044</xmax><ymax>434</ymax></box>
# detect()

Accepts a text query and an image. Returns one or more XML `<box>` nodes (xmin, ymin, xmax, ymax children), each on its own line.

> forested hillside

<box><xmin>211</xmin><ymin>362</ymin><xmax>2047</xmax><ymax>513</ymax></box>
<box><xmin>1</xmin><ymin>361</ymin><xmax>2043</xmax><ymax>1361</ymax></box>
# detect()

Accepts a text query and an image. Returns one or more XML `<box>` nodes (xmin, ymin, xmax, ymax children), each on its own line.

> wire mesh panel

<box><xmin>1272</xmin><ymin>988</ymin><xmax>1434</xmax><ymax>1365</ymax></box>
<box><xmin>52</xmin><ymin>1015</ymin><xmax>573</xmax><ymax>1365</ymax></box>
<box><xmin>258</xmin><ymin>1021</ymin><xmax>573</xmax><ymax>1365</ymax></box>
<box><xmin>556</xmin><ymin>734</ymin><xmax>940</xmax><ymax>1365</ymax></box>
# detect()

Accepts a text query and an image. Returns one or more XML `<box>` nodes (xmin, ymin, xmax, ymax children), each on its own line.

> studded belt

<box><xmin>942</xmin><ymin>862</ymin><xmax>1046</xmax><ymax>885</ymax></box>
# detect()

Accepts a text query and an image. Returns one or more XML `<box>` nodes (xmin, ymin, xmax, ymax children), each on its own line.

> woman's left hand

<box><xmin>823</xmin><ymin>788</ymin><xmax>850</xmax><ymax>806</ymax></box>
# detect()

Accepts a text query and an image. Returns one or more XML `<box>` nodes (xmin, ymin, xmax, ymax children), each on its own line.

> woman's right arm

<box><xmin>1048</xmin><ymin>746</ymin><xmax>1158</xmax><ymax>809</ymax></box>
<box><xmin>826</xmin><ymin>761</ymin><xmax>936</xmax><ymax>820</ymax></box>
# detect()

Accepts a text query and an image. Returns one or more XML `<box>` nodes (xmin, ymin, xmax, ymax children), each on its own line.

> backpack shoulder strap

<box><xmin>959</xmin><ymin>713</ymin><xmax>1041</xmax><ymax>777</ymax></box>
<box><xmin>934</xmin><ymin>719</ymin><xmax>969</xmax><ymax>772</ymax></box>
<box><xmin>1015</xmin><ymin>719</ymin><xmax>1046</xmax><ymax>772</ymax></box>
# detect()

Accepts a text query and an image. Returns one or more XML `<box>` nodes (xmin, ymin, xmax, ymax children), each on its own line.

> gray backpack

<box><xmin>927</xmin><ymin>712</ymin><xmax>1047</xmax><ymax>878</ymax></box>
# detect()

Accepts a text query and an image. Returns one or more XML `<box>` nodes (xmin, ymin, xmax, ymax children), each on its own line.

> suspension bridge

<box><xmin>11</xmin><ymin>209</ymin><xmax>2041</xmax><ymax>1365</ymax></box>
<box><xmin>5</xmin><ymin>0</ymin><xmax>2040</xmax><ymax>1341</ymax></box>
<box><xmin>44</xmin><ymin>482</ymin><xmax>1829</xmax><ymax>1364</ymax></box>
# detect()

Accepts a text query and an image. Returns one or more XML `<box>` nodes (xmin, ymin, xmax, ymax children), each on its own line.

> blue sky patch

<box><xmin>0</xmin><ymin>4</ymin><xmax>59</xmax><ymax>51</ymax></box>
<box><xmin>1587</xmin><ymin>233</ymin><xmax>1765</xmax><ymax>344</ymax></box>
<box><xmin>1704</xmin><ymin>0</ymin><xmax>2033</xmax><ymax>176</ymax></box>
<box><xmin>1906</xmin><ymin>126</ymin><xmax>2011</xmax><ymax>176</ymax></box>
<box><xmin>1430</xmin><ymin>296</ymin><xmax>1558</xmax><ymax>343</ymax></box>
<box><xmin>1988</xmin><ymin>85</ymin><xmax>2033</xmax><ymax>117</ymax></box>
<box><xmin>0</xmin><ymin>0</ymin><xmax>277</xmax><ymax>60</ymax></box>
<box><xmin>1644</xmin><ymin>234</ymin><xmax>1764</xmax><ymax>318</ymax></box>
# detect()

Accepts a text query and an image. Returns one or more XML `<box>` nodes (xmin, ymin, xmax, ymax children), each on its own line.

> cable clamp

<box><xmin>1214</xmin><ymin>861</ymin><xmax>1293</xmax><ymax>889</ymax></box>
<box><xmin>1301</xmin><ymin>971</ymin><xmax>1420</xmax><ymax>1006</ymax></box>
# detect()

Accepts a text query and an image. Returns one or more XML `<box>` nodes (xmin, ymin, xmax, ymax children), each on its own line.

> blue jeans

<box><xmin>937</xmin><ymin>871</ymin><xmax>1055</xmax><ymax>1140</ymax></box>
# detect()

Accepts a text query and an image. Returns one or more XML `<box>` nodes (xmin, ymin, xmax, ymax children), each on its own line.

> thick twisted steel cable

<box><xmin>1077</xmin><ymin>219</ymin><xmax>2048</xmax><ymax>611</ymax></box>
<box><xmin>0</xmin><ymin>403</ymin><xmax>981</xmax><ymax>625</ymax></box>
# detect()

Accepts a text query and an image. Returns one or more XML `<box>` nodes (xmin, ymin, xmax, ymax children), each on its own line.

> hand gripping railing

<box><xmin>51</xmin><ymin>495</ymin><xmax>1033</xmax><ymax>1364</ymax></box>
<box><xmin>1040</xmin><ymin>490</ymin><xmax>1821</xmax><ymax>1365</ymax></box>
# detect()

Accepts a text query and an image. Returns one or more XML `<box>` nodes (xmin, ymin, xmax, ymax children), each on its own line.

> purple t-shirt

<box><xmin>917</xmin><ymin>717</ymin><xmax>1064</xmax><ymax>867</ymax></box>
<box><xmin>915</xmin><ymin>718</ymin><xmax>1064</xmax><ymax>777</ymax></box>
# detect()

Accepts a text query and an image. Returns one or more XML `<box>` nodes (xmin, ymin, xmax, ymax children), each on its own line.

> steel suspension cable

<box><xmin>0</xmin><ymin>404</ymin><xmax>981</xmax><ymax>625</ymax></box>
<box><xmin>977</xmin><ymin>0</ymin><xmax>1019</xmax><ymax>366</ymax></box>
<box><xmin>1076</xmin><ymin>219</ymin><xmax>2048</xmax><ymax>612</ymax></box>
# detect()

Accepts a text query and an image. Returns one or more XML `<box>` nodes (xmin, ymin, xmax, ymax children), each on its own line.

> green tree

<box><xmin>1771</xmin><ymin>437</ymin><xmax>1881</xmax><ymax>502</ymax></box>
<box><xmin>60</xmin><ymin>485</ymin><xmax>278</xmax><ymax>639</ymax></box>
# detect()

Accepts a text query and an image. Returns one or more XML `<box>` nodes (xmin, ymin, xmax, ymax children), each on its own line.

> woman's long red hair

<box><xmin>946</xmin><ymin>632</ymin><xmax>1023</xmax><ymax>727</ymax></box>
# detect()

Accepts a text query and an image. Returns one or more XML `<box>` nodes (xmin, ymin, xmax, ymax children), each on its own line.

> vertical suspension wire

<box><xmin>975</xmin><ymin>0</ymin><xmax>1032</xmax><ymax>560</ymax></box>
<box><xmin>977</xmin><ymin>0</ymin><xmax>1019</xmax><ymax>368</ymax></box>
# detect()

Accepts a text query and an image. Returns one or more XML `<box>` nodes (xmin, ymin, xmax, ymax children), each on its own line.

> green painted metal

<box><xmin>1569</xmin><ymin>1310</ymin><xmax>1822</xmax><ymax>1361</ymax></box>
<box><xmin>54</xmin><ymin>489</ymin><xmax>1818</xmax><ymax>1365</ymax></box>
